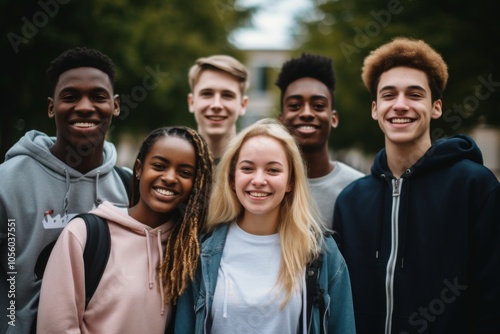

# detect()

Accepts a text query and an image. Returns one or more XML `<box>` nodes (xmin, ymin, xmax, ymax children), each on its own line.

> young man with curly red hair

<box><xmin>334</xmin><ymin>37</ymin><xmax>500</xmax><ymax>334</ymax></box>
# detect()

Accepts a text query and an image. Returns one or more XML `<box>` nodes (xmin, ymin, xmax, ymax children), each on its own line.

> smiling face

<box><xmin>233</xmin><ymin>135</ymin><xmax>291</xmax><ymax>232</ymax></box>
<box><xmin>188</xmin><ymin>69</ymin><xmax>248</xmax><ymax>140</ymax></box>
<box><xmin>134</xmin><ymin>136</ymin><xmax>196</xmax><ymax>225</ymax></box>
<box><xmin>372</xmin><ymin>66</ymin><xmax>442</xmax><ymax>149</ymax></box>
<box><xmin>279</xmin><ymin>77</ymin><xmax>337</xmax><ymax>151</ymax></box>
<box><xmin>48</xmin><ymin>67</ymin><xmax>120</xmax><ymax>154</ymax></box>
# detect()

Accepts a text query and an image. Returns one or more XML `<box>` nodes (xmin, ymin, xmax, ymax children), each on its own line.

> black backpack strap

<box><xmin>114</xmin><ymin>165</ymin><xmax>132</xmax><ymax>198</ymax></box>
<box><xmin>77</xmin><ymin>213</ymin><xmax>111</xmax><ymax>308</ymax></box>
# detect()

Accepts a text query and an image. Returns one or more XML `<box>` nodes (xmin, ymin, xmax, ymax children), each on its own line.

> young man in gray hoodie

<box><xmin>0</xmin><ymin>47</ymin><xmax>130</xmax><ymax>334</ymax></box>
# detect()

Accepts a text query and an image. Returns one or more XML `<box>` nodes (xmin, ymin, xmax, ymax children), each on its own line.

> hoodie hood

<box><xmin>5</xmin><ymin>129</ymin><xmax>117</xmax><ymax>178</ymax></box>
<box><xmin>3</xmin><ymin>130</ymin><xmax>123</xmax><ymax>218</ymax></box>
<box><xmin>371</xmin><ymin>134</ymin><xmax>483</xmax><ymax>178</ymax></box>
<box><xmin>90</xmin><ymin>201</ymin><xmax>173</xmax><ymax>315</ymax></box>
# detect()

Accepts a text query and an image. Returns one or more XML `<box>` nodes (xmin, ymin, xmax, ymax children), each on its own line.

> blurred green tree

<box><xmin>292</xmin><ymin>0</ymin><xmax>500</xmax><ymax>154</ymax></box>
<box><xmin>1</xmin><ymin>0</ymin><xmax>255</xmax><ymax>158</ymax></box>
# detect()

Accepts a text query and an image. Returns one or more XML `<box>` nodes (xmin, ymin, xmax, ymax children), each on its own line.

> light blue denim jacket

<box><xmin>174</xmin><ymin>223</ymin><xmax>356</xmax><ymax>333</ymax></box>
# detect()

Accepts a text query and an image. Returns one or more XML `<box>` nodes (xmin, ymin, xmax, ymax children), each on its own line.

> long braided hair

<box><xmin>129</xmin><ymin>126</ymin><xmax>213</xmax><ymax>304</ymax></box>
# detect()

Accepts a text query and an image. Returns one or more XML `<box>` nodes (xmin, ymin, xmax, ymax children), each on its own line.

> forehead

<box><xmin>238</xmin><ymin>135</ymin><xmax>288</xmax><ymax>163</ymax></box>
<box><xmin>194</xmin><ymin>69</ymin><xmax>241</xmax><ymax>93</ymax></box>
<box><xmin>377</xmin><ymin>67</ymin><xmax>430</xmax><ymax>92</ymax></box>
<box><xmin>147</xmin><ymin>136</ymin><xmax>195</xmax><ymax>164</ymax></box>
<box><xmin>284</xmin><ymin>77</ymin><xmax>331</xmax><ymax>100</ymax></box>
<box><xmin>55</xmin><ymin>67</ymin><xmax>113</xmax><ymax>93</ymax></box>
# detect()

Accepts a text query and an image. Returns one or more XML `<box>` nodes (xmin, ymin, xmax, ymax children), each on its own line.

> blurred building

<box><xmin>239</xmin><ymin>48</ymin><xmax>290</xmax><ymax>128</ymax></box>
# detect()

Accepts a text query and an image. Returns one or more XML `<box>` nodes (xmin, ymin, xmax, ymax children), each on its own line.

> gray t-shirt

<box><xmin>308</xmin><ymin>161</ymin><xmax>364</xmax><ymax>230</ymax></box>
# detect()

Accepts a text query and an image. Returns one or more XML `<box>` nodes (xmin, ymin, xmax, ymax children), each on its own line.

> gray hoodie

<box><xmin>0</xmin><ymin>130</ymin><xmax>129</xmax><ymax>334</ymax></box>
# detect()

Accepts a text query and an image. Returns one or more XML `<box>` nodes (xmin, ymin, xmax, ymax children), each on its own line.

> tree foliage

<box><xmin>293</xmin><ymin>0</ymin><xmax>500</xmax><ymax>153</ymax></box>
<box><xmin>1</xmin><ymin>0</ymin><xmax>255</xmax><ymax>157</ymax></box>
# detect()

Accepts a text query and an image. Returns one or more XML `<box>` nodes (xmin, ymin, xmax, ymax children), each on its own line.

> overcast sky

<box><xmin>230</xmin><ymin>0</ymin><xmax>313</xmax><ymax>49</ymax></box>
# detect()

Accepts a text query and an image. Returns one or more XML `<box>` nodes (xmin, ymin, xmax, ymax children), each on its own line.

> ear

<box><xmin>286</xmin><ymin>182</ymin><xmax>292</xmax><ymax>193</ymax></box>
<box><xmin>239</xmin><ymin>95</ymin><xmax>249</xmax><ymax>116</ymax></box>
<box><xmin>113</xmin><ymin>94</ymin><xmax>120</xmax><ymax>117</ymax></box>
<box><xmin>134</xmin><ymin>159</ymin><xmax>142</xmax><ymax>180</ymax></box>
<box><xmin>48</xmin><ymin>97</ymin><xmax>55</xmax><ymax>118</ymax></box>
<box><xmin>431</xmin><ymin>99</ymin><xmax>443</xmax><ymax>119</ymax></box>
<box><xmin>331</xmin><ymin>110</ymin><xmax>339</xmax><ymax>129</ymax></box>
<box><xmin>187</xmin><ymin>93</ymin><xmax>194</xmax><ymax>113</ymax></box>
<box><xmin>371</xmin><ymin>101</ymin><xmax>378</xmax><ymax>120</ymax></box>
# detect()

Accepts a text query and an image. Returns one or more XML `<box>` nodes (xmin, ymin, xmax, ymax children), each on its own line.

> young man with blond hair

<box><xmin>334</xmin><ymin>37</ymin><xmax>500</xmax><ymax>333</ymax></box>
<box><xmin>187</xmin><ymin>55</ymin><xmax>249</xmax><ymax>162</ymax></box>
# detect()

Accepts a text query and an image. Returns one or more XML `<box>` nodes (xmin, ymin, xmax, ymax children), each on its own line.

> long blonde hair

<box><xmin>206</xmin><ymin>118</ymin><xmax>323</xmax><ymax>305</ymax></box>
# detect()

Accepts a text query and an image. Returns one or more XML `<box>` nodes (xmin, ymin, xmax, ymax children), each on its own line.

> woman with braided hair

<box><xmin>38</xmin><ymin>126</ymin><xmax>213</xmax><ymax>334</ymax></box>
<box><xmin>175</xmin><ymin>119</ymin><xmax>355</xmax><ymax>333</ymax></box>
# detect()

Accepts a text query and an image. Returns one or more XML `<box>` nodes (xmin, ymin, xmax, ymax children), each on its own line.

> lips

<box><xmin>248</xmin><ymin>191</ymin><xmax>270</xmax><ymax>198</ymax></box>
<box><xmin>154</xmin><ymin>187</ymin><xmax>176</xmax><ymax>197</ymax></box>
<box><xmin>70</xmin><ymin>119</ymin><xmax>100</xmax><ymax>128</ymax></box>
<box><xmin>389</xmin><ymin>118</ymin><xmax>415</xmax><ymax>124</ymax></box>
<box><xmin>294</xmin><ymin>124</ymin><xmax>319</xmax><ymax>130</ymax></box>
<box><xmin>206</xmin><ymin>115</ymin><xmax>227</xmax><ymax>122</ymax></box>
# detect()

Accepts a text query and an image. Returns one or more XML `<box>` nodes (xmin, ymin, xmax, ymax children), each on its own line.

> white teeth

<box><xmin>155</xmin><ymin>188</ymin><xmax>174</xmax><ymax>196</ymax></box>
<box><xmin>391</xmin><ymin>118</ymin><xmax>413</xmax><ymax>124</ymax></box>
<box><xmin>74</xmin><ymin>122</ymin><xmax>97</xmax><ymax>128</ymax></box>
<box><xmin>249</xmin><ymin>192</ymin><xmax>268</xmax><ymax>197</ymax></box>
<box><xmin>297</xmin><ymin>125</ymin><xmax>315</xmax><ymax>130</ymax></box>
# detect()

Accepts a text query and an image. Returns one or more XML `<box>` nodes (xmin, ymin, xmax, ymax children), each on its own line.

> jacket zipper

<box><xmin>385</xmin><ymin>178</ymin><xmax>403</xmax><ymax>334</ymax></box>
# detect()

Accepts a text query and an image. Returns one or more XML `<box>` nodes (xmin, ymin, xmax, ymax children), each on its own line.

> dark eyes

<box><xmin>286</xmin><ymin>102</ymin><xmax>326</xmax><ymax>111</ymax></box>
<box><xmin>151</xmin><ymin>163</ymin><xmax>194</xmax><ymax>178</ymax></box>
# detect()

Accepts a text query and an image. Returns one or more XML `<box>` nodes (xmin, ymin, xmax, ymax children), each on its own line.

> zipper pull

<box><xmin>392</xmin><ymin>179</ymin><xmax>401</xmax><ymax>196</ymax></box>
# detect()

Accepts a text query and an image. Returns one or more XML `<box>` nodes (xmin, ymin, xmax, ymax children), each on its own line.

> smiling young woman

<box><xmin>175</xmin><ymin>118</ymin><xmax>356</xmax><ymax>334</ymax></box>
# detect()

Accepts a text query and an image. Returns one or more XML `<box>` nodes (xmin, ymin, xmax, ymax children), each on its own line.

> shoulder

<box><xmin>200</xmin><ymin>224</ymin><xmax>230</xmax><ymax>250</ymax></box>
<box><xmin>335</xmin><ymin>161</ymin><xmax>365</xmax><ymax>178</ymax></box>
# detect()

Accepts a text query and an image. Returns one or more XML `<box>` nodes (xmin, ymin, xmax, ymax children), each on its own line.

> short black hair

<box><xmin>275</xmin><ymin>53</ymin><xmax>336</xmax><ymax>110</ymax></box>
<box><xmin>46</xmin><ymin>47</ymin><xmax>115</xmax><ymax>95</ymax></box>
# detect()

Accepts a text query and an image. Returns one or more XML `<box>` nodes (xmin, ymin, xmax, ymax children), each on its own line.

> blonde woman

<box><xmin>175</xmin><ymin>119</ymin><xmax>355</xmax><ymax>333</ymax></box>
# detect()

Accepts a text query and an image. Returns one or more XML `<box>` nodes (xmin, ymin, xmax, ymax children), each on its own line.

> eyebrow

<box><xmin>378</xmin><ymin>85</ymin><xmax>427</xmax><ymax>94</ymax></box>
<box><xmin>285</xmin><ymin>94</ymin><xmax>328</xmax><ymax>100</ymax></box>
<box><xmin>238</xmin><ymin>159</ymin><xmax>284</xmax><ymax>167</ymax></box>
<box><xmin>151</xmin><ymin>155</ymin><xmax>195</xmax><ymax>169</ymax></box>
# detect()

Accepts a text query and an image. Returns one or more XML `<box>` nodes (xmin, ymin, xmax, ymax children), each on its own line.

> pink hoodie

<box><xmin>37</xmin><ymin>201</ymin><xmax>173</xmax><ymax>334</ymax></box>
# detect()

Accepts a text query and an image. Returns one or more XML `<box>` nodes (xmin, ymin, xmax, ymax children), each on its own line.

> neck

<box><xmin>50</xmin><ymin>142</ymin><xmax>104</xmax><ymax>174</ymax></box>
<box><xmin>128</xmin><ymin>205</ymin><xmax>176</xmax><ymax>229</ymax></box>
<box><xmin>200</xmin><ymin>128</ymin><xmax>236</xmax><ymax>160</ymax></box>
<box><xmin>385</xmin><ymin>139</ymin><xmax>432</xmax><ymax>178</ymax></box>
<box><xmin>237</xmin><ymin>210</ymin><xmax>279</xmax><ymax>236</ymax></box>
<box><xmin>302</xmin><ymin>146</ymin><xmax>334</xmax><ymax>178</ymax></box>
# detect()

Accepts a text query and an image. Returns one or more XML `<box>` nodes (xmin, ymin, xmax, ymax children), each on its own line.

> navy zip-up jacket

<box><xmin>334</xmin><ymin>134</ymin><xmax>500</xmax><ymax>334</ymax></box>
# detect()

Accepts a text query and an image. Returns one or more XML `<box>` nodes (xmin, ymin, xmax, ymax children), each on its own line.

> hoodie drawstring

<box><xmin>398</xmin><ymin>168</ymin><xmax>413</xmax><ymax>268</ymax></box>
<box><xmin>376</xmin><ymin>174</ymin><xmax>391</xmax><ymax>259</ymax></box>
<box><xmin>221</xmin><ymin>266</ymin><xmax>229</xmax><ymax>318</ymax></box>
<box><xmin>62</xmin><ymin>168</ymin><xmax>71</xmax><ymax>217</ymax></box>
<box><xmin>144</xmin><ymin>228</ymin><xmax>166</xmax><ymax>315</ymax></box>
<box><xmin>157</xmin><ymin>230</ymin><xmax>165</xmax><ymax>315</ymax></box>
<box><xmin>95</xmin><ymin>170</ymin><xmax>103</xmax><ymax>205</ymax></box>
<box><xmin>144</xmin><ymin>228</ymin><xmax>154</xmax><ymax>289</ymax></box>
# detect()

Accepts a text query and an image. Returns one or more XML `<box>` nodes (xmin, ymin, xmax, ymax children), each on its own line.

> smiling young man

<box><xmin>276</xmin><ymin>53</ymin><xmax>364</xmax><ymax>229</ymax></box>
<box><xmin>187</xmin><ymin>55</ymin><xmax>249</xmax><ymax>163</ymax></box>
<box><xmin>0</xmin><ymin>47</ymin><xmax>130</xmax><ymax>334</ymax></box>
<box><xmin>333</xmin><ymin>37</ymin><xmax>500</xmax><ymax>333</ymax></box>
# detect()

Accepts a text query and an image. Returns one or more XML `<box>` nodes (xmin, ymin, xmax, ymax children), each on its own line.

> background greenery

<box><xmin>2</xmin><ymin>0</ymin><xmax>499</xmax><ymax>159</ymax></box>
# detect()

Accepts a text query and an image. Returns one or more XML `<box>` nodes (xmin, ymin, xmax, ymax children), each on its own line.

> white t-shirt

<box><xmin>211</xmin><ymin>222</ymin><xmax>302</xmax><ymax>334</ymax></box>
<box><xmin>309</xmin><ymin>161</ymin><xmax>364</xmax><ymax>229</ymax></box>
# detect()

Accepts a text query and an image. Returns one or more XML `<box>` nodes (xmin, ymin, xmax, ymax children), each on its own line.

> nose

<box><xmin>161</xmin><ymin>168</ymin><xmax>178</xmax><ymax>184</ymax></box>
<box><xmin>393</xmin><ymin>93</ymin><xmax>409</xmax><ymax>111</ymax></box>
<box><xmin>298</xmin><ymin>103</ymin><xmax>314</xmax><ymax>119</ymax></box>
<box><xmin>75</xmin><ymin>96</ymin><xmax>95</xmax><ymax>113</ymax></box>
<box><xmin>251</xmin><ymin>169</ymin><xmax>267</xmax><ymax>186</ymax></box>
<box><xmin>210</xmin><ymin>94</ymin><xmax>223</xmax><ymax>111</ymax></box>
